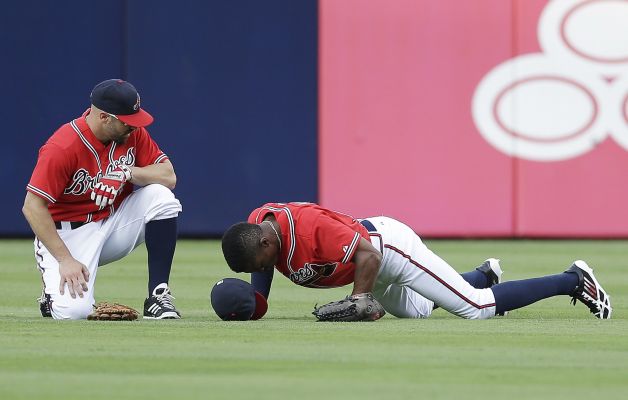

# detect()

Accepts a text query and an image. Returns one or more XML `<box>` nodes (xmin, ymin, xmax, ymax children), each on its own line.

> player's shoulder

<box><xmin>248</xmin><ymin>202</ymin><xmax>323</xmax><ymax>223</ymax></box>
<box><xmin>132</xmin><ymin>126</ymin><xmax>153</xmax><ymax>142</ymax></box>
<box><xmin>247</xmin><ymin>203</ymin><xmax>294</xmax><ymax>223</ymax></box>
<box><xmin>288</xmin><ymin>202</ymin><xmax>332</xmax><ymax>218</ymax></box>
<box><xmin>42</xmin><ymin>122</ymin><xmax>82</xmax><ymax>150</ymax></box>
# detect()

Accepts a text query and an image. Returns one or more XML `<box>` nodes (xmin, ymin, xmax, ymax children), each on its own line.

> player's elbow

<box><xmin>359</xmin><ymin>250</ymin><xmax>382</xmax><ymax>273</ymax></box>
<box><xmin>364</xmin><ymin>246</ymin><xmax>382</xmax><ymax>266</ymax></box>
<box><xmin>22</xmin><ymin>193</ymin><xmax>43</xmax><ymax>221</ymax></box>
<box><xmin>164</xmin><ymin>172</ymin><xmax>176</xmax><ymax>190</ymax></box>
<box><xmin>21</xmin><ymin>203</ymin><xmax>30</xmax><ymax>220</ymax></box>
<box><xmin>369</xmin><ymin>251</ymin><xmax>382</xmax><ymax>270</ymax></box>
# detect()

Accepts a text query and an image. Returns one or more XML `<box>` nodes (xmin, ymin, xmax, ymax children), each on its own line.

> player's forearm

<box><xmin>251</xmin><ymin>269</ymin><xmax>274</xmax><ymax>299</ymax></box>
<box><xmin>22</xmin><ymin>196</ymin><xmax>73</xmax><ymax>263</ymax></box>
<box><xmin>129</xmin><ymin>162</ymin><xmax>176</xmax><ymax>189</ymax></box>
<box><xmin>351</xmin><ymin>252</ymin><xmax>382</xmax><ymax>295</ymax></box>
<box><xmin>351</xmin><ymin>239</ymin><xmax>383</xmax><ymax>295</ymax></box>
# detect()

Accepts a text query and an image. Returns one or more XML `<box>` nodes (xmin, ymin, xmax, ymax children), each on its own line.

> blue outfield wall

<box><xmin>1</xmin><ymin>0</ymin><xmax>317</xmax><ymax>236</ymax></box>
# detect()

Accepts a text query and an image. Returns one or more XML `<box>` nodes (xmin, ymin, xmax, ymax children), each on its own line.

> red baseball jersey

<box><xmin>248</xmin><ymin>202</ymin><xmax>370</xmax><ymax>288</ymax></box>
<box><xmin>26</xmin><ymin>109</ymin><xmax>168</xmax><ymax>223</ymax></box>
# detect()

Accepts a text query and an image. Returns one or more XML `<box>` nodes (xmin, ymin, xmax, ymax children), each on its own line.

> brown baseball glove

<box><xmin>87</xmin><ymin>302</ymin><xmax>139</xmax><ymax>321</ymax></box>
<box><xmin>312</xmin><ymin>293</ymin><xmax>386</xmax><ymax>322</ymax></box>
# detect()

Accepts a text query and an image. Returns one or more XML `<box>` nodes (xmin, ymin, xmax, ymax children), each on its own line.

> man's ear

<box><xmin>259</xmin><ymin>236</ymin><xmax>270</xmax><ymax>248</ymax></box>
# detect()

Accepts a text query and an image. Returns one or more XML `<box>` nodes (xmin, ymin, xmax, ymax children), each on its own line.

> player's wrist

<box><xmin>56</xmin><ymin>253</ymin><xmax>75</xmax><ymax>263</ymax></box>
<box><xmin>119</xmin><ymin>164</ymin><xmax>133</xmax><ymax>182</ymax></box>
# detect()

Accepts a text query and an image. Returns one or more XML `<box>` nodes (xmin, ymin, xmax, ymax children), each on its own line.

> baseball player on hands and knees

<box><xmin>221</xmin><ymin>202</ymin><xmax>612</xmax><ymax>320</ymax></box>
<box><xmin>22</xmin><ymin>79</ymin><xmax>183</xmax><ymax>320</ymax></box>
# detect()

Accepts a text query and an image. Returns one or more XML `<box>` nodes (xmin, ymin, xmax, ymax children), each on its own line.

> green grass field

<box><xmin>1</xmin><ymin>239</ymin><xmax>626</xmax><ymax>400</ymax></box>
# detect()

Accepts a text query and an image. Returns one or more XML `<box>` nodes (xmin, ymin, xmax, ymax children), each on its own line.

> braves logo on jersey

<box><xmin>289</xmin><ymin>262</ymin><xmax>338</xmax><ymax>286</ymax></box>
<box><xmin>63</xmin><ymin>148</ymin><xmax>135</xmax><ymax>196</ymax></box>
<box><xmin>63</xmin><ymin>169</ymin><xmax>101</xmax><ymax>196</ymax></box>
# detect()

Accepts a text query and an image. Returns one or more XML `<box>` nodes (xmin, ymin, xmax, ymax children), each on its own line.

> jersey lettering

<box><xmin>63</xmin><ymin>168</ymin><xmax>101</xmax><ymax>195</ymax></box>
<box><xmin>63</xmin><ymin>148</ymin><xmax>135</xmax><ymax>196</ymax></box>
<box><xmin>289</xmin><ymin>262</ymin><xmax>338</xmax><ymax>284</ymax></box>
<box><xmin>107</xmin><ymin>148</ymin><xmax>135</xmax><ymax>174</ymax></box>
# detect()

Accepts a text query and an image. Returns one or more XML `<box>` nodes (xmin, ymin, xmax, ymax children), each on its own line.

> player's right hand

<box><xmin>91</xmin><ymin>182</ymin><xmax>120</xmax><ymax>208</ymax></box>
<box><xmin>90</xmin><ymin>164</ymin><xmax>132</xmax><ymax>207</ymax></box>
<box><xmin>59</xmin><ymin>259</ymin><xmax>90</xmax><ymax>298</ymax></box>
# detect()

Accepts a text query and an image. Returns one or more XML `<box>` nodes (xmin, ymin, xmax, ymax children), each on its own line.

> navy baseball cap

<box><xmin>210</xmin><ymin>278</ymin><xmax>268</xmax><ymax>321</ymax></box>
<box><xmin>90</xmin><ymin>79</ymin><xmax>154</xmax><ymax>127</ymax></box>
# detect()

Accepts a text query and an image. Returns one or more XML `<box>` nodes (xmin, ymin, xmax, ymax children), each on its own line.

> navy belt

<box><xmin>360</xmin><ymin>219</ymin><xmax>377</xmax><ymax>232</ymax></box>
<box><xmin>54</xmin><ymin>221</ymin><xmax>86</xmax><ymax>230</ymax></box>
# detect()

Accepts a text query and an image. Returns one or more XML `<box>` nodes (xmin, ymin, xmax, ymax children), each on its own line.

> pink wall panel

<box><xmin>513</xmin><ymin>0</ymin><xmax>628</xmax><ymax>237</ymax></box>
<box><xmin>319</xmin><ymin>0</ymin><xmax>516</xmax><ymax>236</ymax></box>
<box><xmin>319</xmin><ymin>0</ymin><xmax>628</xmax><ymax>237</ymax></box>
<box><xmin>517</xmin><ymin>142</ymin><xmax>628</xmax><ymax>237</ymax></box>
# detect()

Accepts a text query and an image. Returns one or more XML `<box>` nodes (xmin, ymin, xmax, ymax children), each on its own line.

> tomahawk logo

<box><xmin>472</xmin><ymin>0</ymin><xmax>628</xmax><ymax>161</ymax></box>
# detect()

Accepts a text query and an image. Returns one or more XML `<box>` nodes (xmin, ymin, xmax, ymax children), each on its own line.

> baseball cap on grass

<box><xmin>90</xmin><ymin>79</ymin><xmax>154</xmax><ymax>127</ymax></box>
<box><xmin>210</xmin><ymin>278</ymin><xmax>268</xmax><ymax>321</ymax></box>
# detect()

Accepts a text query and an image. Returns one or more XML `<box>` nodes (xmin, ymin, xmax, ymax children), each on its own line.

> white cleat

<box><xmin>477</xmin><ymin>258</ymin><xmax>503</xmax><ymax>286</ymax></box>
<box><xmin>477</xmin><ymin>258</ymin><xmax>507</xmax><ymax>316</ymax></box>
<box><xmin>565</xmin><ymin>260</ymin><xmax>612</xmax><ymax>319</ymax></box>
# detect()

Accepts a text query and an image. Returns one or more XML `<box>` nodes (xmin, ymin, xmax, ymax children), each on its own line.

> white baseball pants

<box><xmin>34</xmin><ymin>184</ymin><xmax>182</xmax><ymax>320</ymax></box>
<box><xmin>364</xmin><ymin>216</ymin><xmax>496</xmax><ymax>319</ymax></box>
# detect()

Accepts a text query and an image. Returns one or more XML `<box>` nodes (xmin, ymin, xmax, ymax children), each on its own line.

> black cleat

<box><xmin>38</xmin><ymin>289</ymin><xmax>52</xmax><ymax>318</ymax></box>
<box><xmin>565</xmin><ymin>260</ymin><xmax>612</xmax><ymax>319</ymax></box>
<box><xmin>143</xmin><ymin>283</ymin><xmax>181</xmax><ymax>320</ymax></box>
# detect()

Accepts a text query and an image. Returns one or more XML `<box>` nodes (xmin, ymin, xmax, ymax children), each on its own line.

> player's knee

<box><xmin>142</xmin><ymin>183</ymin><xmax>174</xmax><ymax>199</ymax></box>
<box><xmin>141</xmin><ymin>184</ymin><xmax>182</xmax><ymax>220</ymax></box>
<box><xmin>456</xmin><ymin>308</ymin><xmax>492</xmax><ymax>320</ymax></box>
<box><xmin>459</xmin><ymin>311</ymin><xmax>483</xmax><ymax>320</ymax></box>
<box><xmin>51</xmin><ymin>298</ymin><xmax>94</xmax><ymax>320</ymax></box>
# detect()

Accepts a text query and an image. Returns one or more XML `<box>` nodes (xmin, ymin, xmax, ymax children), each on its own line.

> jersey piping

<box><xmin>70</xmin><ymin>119</ymin><xmax>102</xmax><ymax>171</ymax></box>
<box><xmin>26</xmin><ymin>185</ymin><xmax>56</xmax><ymax>203</ymax></box>
<box><xmin>340</xmin><ymin>231</ymin><xmax>361</xmax><ymax>264</ymax></box>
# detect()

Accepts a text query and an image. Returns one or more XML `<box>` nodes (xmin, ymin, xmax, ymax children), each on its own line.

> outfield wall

<box><xmin>2</xmin><ymin>0</ymin><xmax>317</xmax><ymax>236</ymax></box>
<box><xmin>319</xmin><ymin>0</ymin><xmax>628</xmax><ymax>237</ymax></box>
<box><xmin>3</xmin><ymin>0</ymin><xmax>628</xmax><ymax>237</ymax></box>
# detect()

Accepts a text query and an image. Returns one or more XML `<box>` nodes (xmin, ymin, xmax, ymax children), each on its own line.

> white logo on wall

<box><xmin>472</xmin><ymin>0</ymin><xmax>628</xmax><ymax>161</ymax></box>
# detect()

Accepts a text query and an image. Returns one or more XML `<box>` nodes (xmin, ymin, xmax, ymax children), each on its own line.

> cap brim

<box><xmin>116</xmin><ymin>108</ymin><xmax>154</xmax><ymax>128</ymax></box>
<box><xmin>250</xmin><ymin>291</ymin><xmax>268</xmax><ymax>320</ymax></box>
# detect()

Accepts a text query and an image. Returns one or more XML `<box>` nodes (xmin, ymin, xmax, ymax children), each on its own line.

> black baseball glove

<box><xmin>312</xmin><ymin>293</ymin><xmax>385</xmax><ymax>322</ymax></box>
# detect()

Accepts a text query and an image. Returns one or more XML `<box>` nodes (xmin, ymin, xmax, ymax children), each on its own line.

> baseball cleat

<box><xmin>565</xmin><ymin>260</ymin><xmax>612</xmax><ymax>319</ymax></box>
<box><xmin>143</xmin><ymin>283</ymin><xmax>181</xmax><ymax>319</ymax></box>
<box><xmin>37</xmin><ymin>289</ymin><xmax>53</xmax><ymax>318</ymax></box>
<box><xmin>476</xmin><ymin>258</ymin><xmax>507</xmax><ymax>316</ymax></box>
<box><xmin>476</xmin><ymin>258</ymin><xmax>503</xmax><ymax>286</ymax></box>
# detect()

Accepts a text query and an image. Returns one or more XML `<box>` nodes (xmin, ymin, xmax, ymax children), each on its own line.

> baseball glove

<box><xmin>87</xmin><ymin>302</ymin><xmax>139</xmax><ymax>321</ymax></box>
<box><xmin>312</xmin><ymin>293</ymin><xmax>386</xmax><ymax>322</ymax></box>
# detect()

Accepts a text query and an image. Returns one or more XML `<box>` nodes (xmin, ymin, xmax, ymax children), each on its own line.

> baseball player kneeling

<box><xmin>23</xmin><ymin>79</ymin><xmax>182</xmax><ymax>320</ymax></box>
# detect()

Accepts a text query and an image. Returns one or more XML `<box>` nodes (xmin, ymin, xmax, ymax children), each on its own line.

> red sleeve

<box><xmin>133</xmin><ymin>128</ymin><xmax>168</xmax><ymax>167</ymax></box>
<box><xmin>248</xmin><ymin>205</ymin><xmax>277</xmax><ymax>224</ymax></box>
<box><xmin>26</xmin><ymin>143</ymin><xmax>74</xmax><ymax>203</ymax></box>
<box><xmin>248</xmin><ymin>207</ymin><xmax>263</xmax><ymax>223</ymax></box>
<box><xmin>312</xmin><ymin>214</ymin><xmax>363</xmax><ymax>264</ymax></box>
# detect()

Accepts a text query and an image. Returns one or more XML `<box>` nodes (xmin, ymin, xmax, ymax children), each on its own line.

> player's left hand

<box><xmin>91</xmin><ymin>164</ymin><xmax>132</xmax><ymax>207</ymax></box>
<box><xmin>58</xmin><ymin>258</ymin><xmax>90</xmax><ymax>298</ymax></box>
